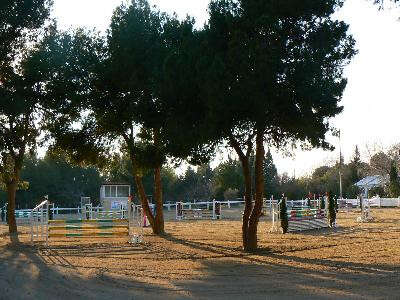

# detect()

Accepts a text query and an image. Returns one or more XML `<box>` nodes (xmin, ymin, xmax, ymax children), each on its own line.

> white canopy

<box><xmin>355</xmin><ymin>175</ymin><xmax>387</xmax><ymax>197</ymax></box>
<box><xmin>355</xmin><ymin>175</ymin><xmax>387</xmax><ymax>189</ymax></box>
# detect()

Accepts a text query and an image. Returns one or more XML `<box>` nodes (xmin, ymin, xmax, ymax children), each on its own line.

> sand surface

<box><xmin>1</xmin><ymin>208</ymin><xmax>400</xmax><ymax>299</ymax></box>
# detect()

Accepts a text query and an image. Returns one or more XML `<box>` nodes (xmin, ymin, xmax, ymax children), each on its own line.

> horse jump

<box><xmin>30</xmin><ymin>199</ymin><xmax>143</xmax><ymax>244</ymax></box>
<box><xmin>176</xmin><ymin>201</ymin><xmax>222</xmax><ymax>220</ymax></box>
<box><xmin>271</xmin><ymin>203</ymin><xmax>329</xmax><ymax>233</ymax></box>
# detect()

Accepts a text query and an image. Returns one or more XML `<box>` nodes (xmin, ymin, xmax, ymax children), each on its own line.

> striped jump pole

<box><xmin>47</xmin><ymin>219</ymin><xmax>130</xmax><ymax>240</ymax></box>
<box><xmin>176</xmin><ymin>201</ymin><xmax>222</xmax><ymax>220</ymax></box>
<box><xmin>270</xmin><ymin>204</ymin><xmax>329</xmax><ymax>233</ymax></box>
<box><xmin>31</xmin><ymin>199</ymin><xmax>144</xmax><ymax>245</ymax></box>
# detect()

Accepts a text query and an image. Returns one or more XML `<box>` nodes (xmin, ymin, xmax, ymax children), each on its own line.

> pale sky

<box><xmin>52</xmin><ymin>0</ymin><xmax>400</xmax><ymax>176</ymax></box>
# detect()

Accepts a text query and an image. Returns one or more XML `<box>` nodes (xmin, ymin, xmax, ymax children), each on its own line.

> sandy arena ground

<box><xmin>1</xmin><ymin>208</ymin><xmax>400</xmax><ymax>299</ymax></box>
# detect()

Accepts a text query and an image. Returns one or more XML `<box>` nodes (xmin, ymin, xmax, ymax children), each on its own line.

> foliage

<box><xmin>212</xmin><ymin>159</ymin><xmax>244</xmax><ymax>200</ymax></box>
<box><xmin>280</xmin><ymin>198</ymin><xmax>288</xmax><ymax>234</ymax></box>
<box><xmin>0</xmin><ymin>0</ymin><xmax>52</xmax><ymax>70</ymax></box>
<box><xmin>264</xmin><ymin>149</ymin><xmax>279</xmax><ymax>199</ymax></box>
<box><xmin>369</xmin><ymin>152</ymin><xmax>391</xmax><ymax>176</ymax></box>
<box><xmin>328</xmin><ymin>193</ymin><xmax>336</xmax><ymax>227</ymax></box>
<box><xmin>388</xmin><ymin>161</ymin><xmax>400</xmax><ymax>197</ymax></box>
<box><xmin>18</xmin><ymin>154</ymin><xmax>102</xmax><ymax>208</ymax></box>
<box><xmin>224</xmin><ymin>188</ymin><xmax>239</xmax><ymax>201</ymax></box>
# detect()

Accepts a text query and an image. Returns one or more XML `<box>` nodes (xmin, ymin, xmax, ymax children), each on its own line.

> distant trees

<box><xmin>264</xmin><ymin>149</ymin><xmax>279</xmax><ymax>199</ymax></box>
<box><xmin>373</xmin><ymin>0</ymin><xmax>400</xmax><ymax>8</ymax></box>
<box><xmin>17</xmin><ymin>154</ymin><xmax>102</xmax><ymax>208</ymax></box>
<box><xmin>212</xmin><ymin>159</ymin><xmax>244</xmax><ymax>200</ymax></box>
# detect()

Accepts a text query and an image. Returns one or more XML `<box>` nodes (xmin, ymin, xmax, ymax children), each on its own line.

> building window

<box><xmin>117</xmin><ymin>186</ymin><xmax>129</xmax><ymax>197</ymax></box>
<box><xmin>105</xmin><ymin>186</ymin><xmax>112</xmax><ymax>197</ymax></box>
<box><xmin>104</xmin><ymin>185</ymin><xmax>129</xmax><ymax>197</ymax></box>
<box><xmin>111</xmin><ymin>186</ymin><xmax>117</xmax><ymax>197</ymax></box>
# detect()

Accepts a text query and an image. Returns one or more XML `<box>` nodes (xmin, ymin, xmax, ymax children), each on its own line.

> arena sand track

<box><xmin>1</xmin><ymin>208</ymin><xmax>400</xmax><ymax>299</ymax></box>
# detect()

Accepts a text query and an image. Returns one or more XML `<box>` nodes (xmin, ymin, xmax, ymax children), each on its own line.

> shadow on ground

<box><xmin>1</xmin><ymin>218</ymin><xmax>400</xmax><ymax>300</ymax></box>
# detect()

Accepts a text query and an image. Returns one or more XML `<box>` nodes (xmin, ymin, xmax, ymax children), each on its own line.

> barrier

<box><xmin>176</xmin><ymin>201</ymin><xmax>221</xmax><ymax>220</ymax></box>
<box><xmin>286</xmin><ymin>208</ymin><xmax>329</xmax><ymax>231</ymax></box>
<box><xmin>82</xmin><ymin>203</ymin><xmax>127</xmax><ymax>220</ymax></box>
<box><xmin>270</xmin><ymin>202</ymin><xmax>329</xmax><ymax>233</ymax></box>
<box><xmin>47</xmin><ymin>219</ymin><xmax>129</xmax><ymax>239</ymax></box>
<box><xmin>31</xmin><ymin>199</ymin><xmax>143</xmax><ymax>244</ymax></box>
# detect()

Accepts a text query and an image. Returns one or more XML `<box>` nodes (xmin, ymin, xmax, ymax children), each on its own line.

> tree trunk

<box><xmin>229</xmin><ymin>135</ymin><xmax>254</xmax><ymax>251</ymax></box>
<box><xmin>240</xmin><ymin>158</ymin><xmax>253</xmax><ymax>251</ymax></box>
<box><xmin>246</xmin><ymin>128</ymin><xmax>265</xmax><ymax>251</ymax></box>
<box><xmin>7</xmin><ymin>181</ymin><xmax>19</xmax><ymax>243</ymax></box>
<box><xmin>134</xmin><ymin>175</ymin><xmax>155</xmax><ymax>227</ymax></box>
<box><xmin>152</xmin><ymin>127</ymin><xmax>165</xmax><ymax>235</ymax></box>
<box><xmin>153</xmin><ymin>165</ymin><xmax>165</xmax><ymax>235</ymax></box>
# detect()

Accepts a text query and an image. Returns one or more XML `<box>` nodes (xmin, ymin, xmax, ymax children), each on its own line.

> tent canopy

<box><xmin>355</xmin><ymin>175</ymin><xmax>387</xmax><ymax>189</ymax></box>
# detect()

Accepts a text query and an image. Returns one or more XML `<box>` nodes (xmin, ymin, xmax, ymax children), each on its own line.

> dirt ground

<box><xmin>1</xmin><ymin>208</ymin><xmax>400</xmax><ymax>299</ymax></box>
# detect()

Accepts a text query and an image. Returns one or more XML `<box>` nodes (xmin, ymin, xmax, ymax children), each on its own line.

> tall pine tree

<box><xmin>264</xmin><ymin>149</ymin><xmax>278</xmax><ymax>199</ymax></box>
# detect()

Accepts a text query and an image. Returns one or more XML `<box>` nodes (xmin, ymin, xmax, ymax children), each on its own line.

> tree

<box><xmin>198</xmin><ymin>0</ymin><xmax>355</xmax><ymax>251</ymax></box>
<box><xmin>0</xmin><ymin>0</ymin><xmax>51</xmax><ymax>71</ymax></box>
<box><xmin>369</xmin><ymin>152</ymin><xmax>391</xmax><ymax>176</ymax></box>
<box><xmin>264</xmin><ymin>149</ymin><xmax>279</xmax><ymax>199</ymax></box>
<box><xmin>388</xmin><ymin>161</ymin><xmax>400</xmax><ymax>197</ymax></box>
<box><xmin>212</xmin><ymin>158</ymin><xmax>244</xmax><ymax>200</ymax></box>
<box><xmin>35</xmin><ymin>0</ymin><xmax>209</xmax><ymax>235</ymax></box>
<box><xmin>327</xmin><ymin>192</ymin><xmax>336</xmax><ymax>227</ymax></box>
<box><xmin>0</xmin><ymin>0</ymin><xmax>51</xmax><ymax>242</ymax></box>
<box><xmin>352</xmin><ymin>145</ymin><xmax>361</xmax><ymax>165</ymax></box>
<box><xmin>373</xmin><ymin>0</ymin><xmax>400</xmax><ymax>8</ymax></box>
<box><xmin>18</xmin><ymin>153</ymin><xmax>103</xmax><ymax>208</ymax></box>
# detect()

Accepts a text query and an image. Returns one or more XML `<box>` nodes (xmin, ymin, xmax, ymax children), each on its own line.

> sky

<box><xmin>52</xmin><ymin>0</ymin><xmax>400</xmax><ymax>176</ymax></box>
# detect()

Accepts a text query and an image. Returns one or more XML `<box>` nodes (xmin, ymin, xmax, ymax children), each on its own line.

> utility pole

<box><xmin>339</xmin><ymin>130</ymin><xmax>343</xmax><ymax>199</ymax></box>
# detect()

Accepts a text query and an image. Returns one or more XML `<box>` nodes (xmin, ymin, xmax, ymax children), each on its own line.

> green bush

<box><xmin>280</xmin><ymin>198</ymin><xmax>288</xmax><ymax>234</ymax></box>
<box><xmin>328</xmin><ymin>194</ymin><xmax>336</xmax><ymax>227</ymax></box>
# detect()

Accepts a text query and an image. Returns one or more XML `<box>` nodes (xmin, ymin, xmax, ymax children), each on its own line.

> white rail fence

<box><xmin>3</xmin><ymin>196</ymin><xmax>400</xmax><ymax>223</ymax></box>
<box><xmin>337</xmin><ymin>197</ymin><xmax>400</xmax><ymax>208</ymax></box>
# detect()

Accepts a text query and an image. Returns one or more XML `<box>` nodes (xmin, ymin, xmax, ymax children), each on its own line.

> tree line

<box><xmin>3</xmin><ymin>143</ymin><xmax>399</xmax><ymax>211</ymax></box>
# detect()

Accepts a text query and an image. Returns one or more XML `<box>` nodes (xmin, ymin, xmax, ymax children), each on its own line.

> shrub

<box><xmin>328</xmin><ymin>194</ymin><xmax>336</xmax><ymax>227</ymax></box>
<box><xmin>280</xmin><ymin>198</ymin><xmax>288</xmax><ymax>234</ymax></box>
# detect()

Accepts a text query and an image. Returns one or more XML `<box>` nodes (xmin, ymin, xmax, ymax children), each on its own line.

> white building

<box><xmin>100</xmin><ymin>182</ymin><xmax>131</xmax><ymax>210</ymax></box>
